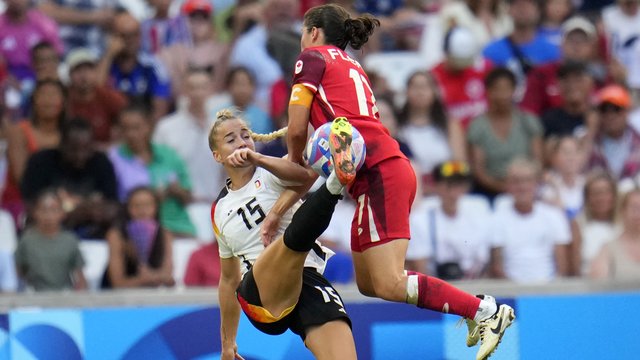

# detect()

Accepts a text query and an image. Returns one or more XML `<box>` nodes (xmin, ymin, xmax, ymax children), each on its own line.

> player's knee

<box><xmin>369</xmin><ymin>274</ymin><xmax>406</xmax><ymax>302</ymax></box>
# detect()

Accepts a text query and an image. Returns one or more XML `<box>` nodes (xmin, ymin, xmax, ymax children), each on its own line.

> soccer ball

<box><xmin>304</xmin><ymin>122</ymin><xmax>366</xmax><ymax>178</ymax></box>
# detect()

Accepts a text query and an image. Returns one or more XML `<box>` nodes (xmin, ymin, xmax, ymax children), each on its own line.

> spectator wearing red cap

<box><xmin>158</xmin><ymin>0</ymin><xmax>229</xmax><ymax>98</ymax></box>
<box><xmin>588</xmin><ymin>85</ymin><xmax>640</xmax><ymax>180</ymax></box>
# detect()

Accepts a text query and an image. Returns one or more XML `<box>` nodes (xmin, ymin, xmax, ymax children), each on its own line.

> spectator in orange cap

<box><xmin>587</xmin><ymin>85</ymin><xmax>640</xmax><ymax>181</ymax></box>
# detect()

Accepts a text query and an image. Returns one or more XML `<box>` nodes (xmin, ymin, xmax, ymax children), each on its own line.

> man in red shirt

<box><xmin>431</xmin><ymin>26</ymin><xmax>492</xmax><ymax>129</ymax></box>
<box><xmin>66</xmin><ymin>48</ymin><xmax>127</xmax><ymax>149</ymax></box>
<box><xmin>521</xmin><ymin>16</ymin><xmax>599</xmax><ymax>116</ymax></box>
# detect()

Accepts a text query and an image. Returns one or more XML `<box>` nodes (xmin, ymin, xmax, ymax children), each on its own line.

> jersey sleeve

<box><xmin>292</xmin><ymin>49</ymin><xmax>326</xmax><ymax>93</ymax></box>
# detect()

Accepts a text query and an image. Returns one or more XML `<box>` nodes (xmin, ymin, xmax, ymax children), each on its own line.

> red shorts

<box><xmin>348</xmin><ymin>157</ymin><xmax>417</xmax><ymax>252</ymax></box>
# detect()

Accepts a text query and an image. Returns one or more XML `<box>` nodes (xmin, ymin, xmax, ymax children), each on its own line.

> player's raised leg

<box><xmin>252</xmin><ymin>170</ymin><xmax>348</xmax><ymax>318</ymax></box>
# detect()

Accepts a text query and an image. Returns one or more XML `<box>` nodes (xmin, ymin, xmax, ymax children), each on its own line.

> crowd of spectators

<box><xmin>1</xmin><ymin>0</ymin><xmax>640</xmax><ymax>292</ymax></box>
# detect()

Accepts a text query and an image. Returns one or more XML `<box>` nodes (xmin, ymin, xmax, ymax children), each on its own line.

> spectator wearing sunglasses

<box><xmin>588</xmin><ymin>85</ymin><xmax>640</xmax><ymax>180</ymax></box>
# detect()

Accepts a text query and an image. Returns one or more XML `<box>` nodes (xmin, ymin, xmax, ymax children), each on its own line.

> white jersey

<box><xmin>212</xmin><ymin>167</ymin><xmax>333</xmax><ymax>276</ymax></box>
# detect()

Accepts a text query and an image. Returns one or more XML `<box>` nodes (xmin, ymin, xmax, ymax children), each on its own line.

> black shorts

<box><xmin>236</xmin><ymin>267</ymin><xmax>352</xmax><ymax>340</ymax></box>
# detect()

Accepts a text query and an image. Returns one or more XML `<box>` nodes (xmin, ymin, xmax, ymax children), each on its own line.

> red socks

<box><xmin>415</xmin><ymin>274</ymin><xmax>480</xmax><ymax>319</ymax></box>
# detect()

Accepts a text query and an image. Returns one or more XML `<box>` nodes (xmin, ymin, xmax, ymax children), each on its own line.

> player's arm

<box><xmin>255</xmin><ymin>153</ymin><xmax>317</xmax><ymax>184</ymax></box>
<box><xmin>219</xmin><ymin>256</ymin><xmax>242</xmax><ymax>360</ymax></box>
<box><xmin>287</xmin><ymin>85</ymin><xmax>314</xmax><ymax>165</ymax></box>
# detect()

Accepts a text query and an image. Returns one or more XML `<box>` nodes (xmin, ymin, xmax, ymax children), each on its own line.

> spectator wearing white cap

<box><xmin>431</xmin><ymin>26</ymin><xmax>492</xmax><ymax>129</ymax></box>
<box><xmin>522</xmin><ymin>16</ymin><xmax>603</xmax><ymax>116</ymax></box>
<box><xmin>65</xmin><ymin>48</ymin><xmax>127</xmax><ymax>149</ymax></box>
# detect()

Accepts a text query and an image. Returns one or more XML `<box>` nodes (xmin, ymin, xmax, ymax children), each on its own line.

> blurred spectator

<box><xmin>483</xmin><ymin>0</ymin><xmax>560</xmax><ymax>100</ymax></box>
<box><xmin>587</xmin><ymin>85</ymin><xmax>640</xmax><ymax>180</ymax></box>
<box><xmin>0</xmin><ymin>0</ymin><xmax>63</xmax><ymax>86</ymax></box>
<box><xmin>317</xmin><ymin>193</ymin><xmax>356</xmax><ymax>284</ymax></box>
<box><xmin>0</xmin><ymin>208</ymin><xmax>18</xmax><ymax>292</ymax></box>
<box><xmin>397</xmin><ymin>71</ymin><xmax>466</xmax><ymax>193</ymax></box>
<box><xmin>602</xmin><ymin>0</ymin><xmax>640</xmax><ymax>95</ymax></box>
<box><xmin>158</xmin><ymin>0</ymin><xmax>229</xmax><ymax>98</ymax></box>
<box><xmin>0</xmin><ymin>250</ymin><xmax>18</xmax><ymax>292</ymax></box>
<box><xmin>154</xmin><ymin>68</ymin><xmax>225</xmax><ymax>205</ymax></box>
<box><xmin>590</xmin><ymin>188</ymin><xmax>640</xmax><ymax>280</ymax></box>
<box><xmin>522</xmin><ymin>16</ymin><xmax>601</xmax><ymax>116</ymax></box>
<box><xmin>183</xmin><ymin>241</ymin><xmax>221</xmax><ymax>287</ymax></box>
<box><xmin>14</xmin><ymin>190</ymin><xmax>87</xmax><ymax>291</ymax></box>
<box><xmin>140</xmin><ymin>0</ymin><xmax>191</xmax><ymax>55</ymax></box>
<box><xmin>210</xmin><ymin>66</ymin><xmax>274</xmax><ymax>136</ymax></box>
<box><xmin>467</xmin><ymin>67</ymin><xmax>543</xmax><ymax>199</ymax></box>
<box><xmin>376</xmin><ymin>96</ymin><xmax>413</xmax><ymax>158</ymax></box>
<box><xmin>575</xmin><ymin>171</ymin><xmax>621</xmax><ymax>275</ymax></box>
<box><xmin>38</xmin><ymin>0</ymin><xmax>115</xmax><ymax>55</ymax></box>
<box><xmin>4</xmin><ymin>79</ymin><xmax>65</xmax><ymax>227</ymax></box>
<box><xmin>20</xmin><ymin>118</ymin><xmax>119</xmax><ymax>239</ymax></box>
<box><xmin>431</xmin><ymin>26</ymin><xmax>491</xmax><ymax>129</ymax></box>
<box><xmin>540</xmin><ymin>61</ymin><xmax>595</xmax><ymax>138</ymax></box>
<box><xmin>98</xmin><ymin>12</ymin><xmax>171</xmax><ymax>124</ymax></box>
<box><xmin>102</xmin><ymin>186</ymin><xmax>175</xmax><ymax>289</ymax></box>
<box><xmin>30</xmin><ymin>40</ymin><xmax>61</xmax><ymax>82</ymax></box>
<box><xmin>229</xmin><ymin>0</ymin><xmax>301</xmax><ymax>112</ymax></box>
<box><xmin>538</xmin><ymin>0</ymin><xmax>574</xmax><ymax>46</ymax></box>
<box><xmin>490</xmin><ymin>158</ymin><xmax>571</xmax><ymax>283</ymax></box>
<box><xmin>406</xmin><ymin>161</ymin><xmax>491</xmax><ymax>279</ymax></box>
<box><xmin>65</xmin><ymin>48</ymin><xmax>127</xmax><ymax>148</ymax></box>
<box><xmin>540</xmin><ymin>135</ymin><xmax>587</xmax><ymax>219</ymax></box>
<box><xmin>109</xmin><ymin>106</ymin><xmax>196</xmax><ymax>237</ymax></box>
<box><xmin>440</xmin><ymin>0</ymin><xmax>512</xmax><ymax>47</ymax></box>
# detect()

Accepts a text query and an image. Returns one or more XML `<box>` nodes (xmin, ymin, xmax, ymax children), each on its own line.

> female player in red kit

<box><xmin>275</xmin><ymin>4</ymin><xmax>515</xmax><ymax>359</ymax></box>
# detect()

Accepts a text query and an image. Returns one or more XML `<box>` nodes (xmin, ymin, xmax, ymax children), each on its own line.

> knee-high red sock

<box><xmin>415</xmin><ymin>274</ymin><xmax>480</xmax><ymax>319</ymax></box>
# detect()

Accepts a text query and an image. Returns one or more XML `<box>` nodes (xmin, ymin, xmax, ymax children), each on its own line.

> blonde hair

<box><xmin>208</xmin><ymin>108</ymin><xmax>288</xmax><ymax>151</ymax></box>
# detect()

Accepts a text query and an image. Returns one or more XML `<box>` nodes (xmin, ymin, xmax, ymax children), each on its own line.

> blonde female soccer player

<box><xmin>210</xmin><ymin>110</ymin><xmax>356</xmax><ymax>360</ymax></box>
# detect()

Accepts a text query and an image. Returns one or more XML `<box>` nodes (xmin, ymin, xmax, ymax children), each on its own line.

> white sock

<box><xmin>405</xmin><ymin>274</ymin><xmax>419</xmax><ymax>305</ymax></box>
<box><xmin>473</xmin><ymin>296</ymin><xmax>498</xmax><ymax>322</ymax></box>
<box><xmin>325</xmin><ymin>171</ymin><xmax>344</xmax><ymax>195</ymax></box>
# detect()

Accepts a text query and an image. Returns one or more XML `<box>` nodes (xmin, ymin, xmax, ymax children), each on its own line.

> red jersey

<box><xmin>520</xmin><ymin>61</ymin><xmax>562</xmax><ymax>116</ymax></box>
<box><xmin>431</xmin><ymin>58</ymin><xmax>491</xmax><ymax>129</ymax></box>
<box><xmin>292</xmin><ymin>45</ymin><xmax>405</xmax><ymax>168</ymax></box>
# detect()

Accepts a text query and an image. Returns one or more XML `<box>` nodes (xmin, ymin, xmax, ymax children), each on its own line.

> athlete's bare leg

<box><xmin>252</xmin><ymin>239</ymin><xmax>307</xmax><ymax>318</ymax></box>
<box><xmin>305</xmin><ymin>320</ymin><xmax>357</xmax><ymax>360</ymax></box>
<box><xmin>352</xmin><ymin>239</ymin><xmax>410</xmax><ymax>302</ymax></box>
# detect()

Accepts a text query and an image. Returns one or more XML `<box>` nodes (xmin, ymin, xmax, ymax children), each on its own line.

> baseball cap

<box><xmin>65</xmin><ymin>48</ymin><xmax>97</xmax><ymax>71</ymax></box>
<box><xmin>181</xmin><ymin>0</ymin><xmax>213</xmax><ymax>15</ymax></box>
<box><xmin>561</xmin><ymin>16</ymin><xmax>596</xmax><ymax>39</ymax></box>
<box><xmin>596</xmin><ymin>85</ymin><xmax>631</xmax><ymax>109</ymax></box>
<box><xmin>443</xmin><ymin>27</ymin><xmax>478</xmax><ymax>61</ymax></box>
<box><xmin>433</xmin><ymin>161</ymin><xmax>472</xmax><ymax>183</ymax></box>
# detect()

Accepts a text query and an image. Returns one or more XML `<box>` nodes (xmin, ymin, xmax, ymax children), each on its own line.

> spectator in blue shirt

<box><xmin>97</xmin><ymin>11</ymin><xmax>172</xmax><ymax>124</ymax></box>
<box><xmin>483</xmin><ymin>0</ymin><xmax>560</xmax><ymax>100</ymax></box>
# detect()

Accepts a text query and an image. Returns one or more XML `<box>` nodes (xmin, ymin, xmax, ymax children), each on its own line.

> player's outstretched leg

<box><xmin>329</xmin><ymin>117</ymin><xmax>356</xmax><ymax>185</ymax></box>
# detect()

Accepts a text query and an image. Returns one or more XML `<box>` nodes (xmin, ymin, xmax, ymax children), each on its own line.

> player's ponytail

<box><xmin>343</xmin><ymin>15</ymin><xmax>379</xmax><ymax>50</ymax></box>
<box><xmin>251</xmin><ymin>127</ymin><xmax>288</xmax><ymax>143</ymax></box>
<box><xmin>304</xmin><ymin>4</ymin><xmax>379</xmax><ymax>50</ymax></box>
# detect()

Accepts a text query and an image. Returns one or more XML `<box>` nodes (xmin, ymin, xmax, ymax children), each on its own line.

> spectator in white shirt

<box><xmin>490</xmin><ymin>158</ymin><xmax>571</xmax><ymax>283</ymax></box>
<box><xmin>406</xmin><ymin>161</ymin><xmax>491</xmax><ymax>279</ymax></box>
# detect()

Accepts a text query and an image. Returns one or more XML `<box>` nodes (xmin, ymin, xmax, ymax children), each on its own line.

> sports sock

<box><xmin>325</xmin><ymin>170</ymin><xmax>344</xmax><ymax>195</ymax></box>
<box><xmin>283</xmin><ymin>184</ymin><xmax>341</xmax><ymax>252</ymax></box>
<box><xmin>405</xmin><ymin>273</ymin><xmax>481</xmax><ymax>319</ymax></box>
<box><xmin>473</xmin><ymin>295</ymin><xmax>498</xmax><ymax>322</ymax></box>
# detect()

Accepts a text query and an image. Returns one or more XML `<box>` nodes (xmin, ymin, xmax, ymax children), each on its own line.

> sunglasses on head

<box><xmin>598</xmin><ymin>103</ymin><xmax>624</xmax><ymax>113</ymax></box>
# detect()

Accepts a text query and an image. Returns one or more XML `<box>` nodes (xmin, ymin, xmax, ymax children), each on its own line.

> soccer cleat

<box><xmin>328</xmin><ymin>117</ymin><xmax>356</xmax><ymax>185</ymax></box>
<box><xmin>466</xmin><ymin>294</ymin><xmax>497</xmax><ymax>347</ymax></box>
<box><xmin>475</xmin><ymin>304</ymin><xmax>516</xmax><ymax>360</ymax></box>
